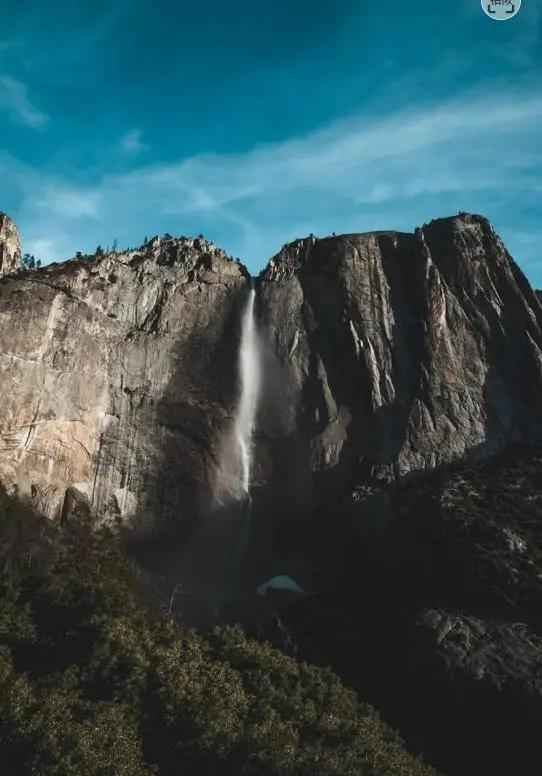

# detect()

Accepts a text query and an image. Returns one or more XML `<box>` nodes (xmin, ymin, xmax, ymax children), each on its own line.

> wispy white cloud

<box><xmin>34</xmin><ymin>185</ymin><xmax>102</xmax><ymax>219</ymax></box>
<box><xmin>0</xmin><ymin>74</ymin><xmax>49</xmax><ymax>129</ymax></box>
<box><xmin>103</xmin><ymin>89</ymin><xmax>541</xmax><ymax>214</ymax></box>
<box><xmin>5</xmin><ymin>87</ymin><xmax>542</xmax><ymax>280</ymax></box>
<box><xmin>120</xmin><ymin>129</ymin><xmax>148</xmax><ymax>155</ymax></box>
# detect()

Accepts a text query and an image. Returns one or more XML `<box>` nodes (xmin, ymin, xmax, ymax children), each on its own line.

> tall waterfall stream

<box><xmin>234</xmin><ymin>284</ymin><xmax>261</xmax><ymax>497</ymax></box>
<box><xmin>165</xmin><ymin>280</ymin><xmax>306</xmax><ymax>625</ymax></box>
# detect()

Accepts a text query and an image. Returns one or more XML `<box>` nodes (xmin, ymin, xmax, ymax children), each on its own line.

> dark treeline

<box><xmin>0</xmin><ymin>487</ymin><xmax>438</xmax><ymax>776</ymax></box>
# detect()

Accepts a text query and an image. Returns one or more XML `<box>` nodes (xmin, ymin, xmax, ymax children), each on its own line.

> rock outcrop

<box><xmin>0</xmin><ymin>213</ymin><xmax>22</xmax><ymax>276</ymax></box>
<box><xmin>0</xmin><ymin>234</ymin><xmax>247</xmax><ymax>526</ymax></box>
<box><xmin>254</xmin><ymin>214</ymin><xmax>542</xmax><ymax>534</ymax></box>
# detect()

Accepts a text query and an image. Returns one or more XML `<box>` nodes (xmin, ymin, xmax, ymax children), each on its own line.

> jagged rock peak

<box><xmin>137</xmin><ymin>233</ymin><xmax>243</xmax><ymax>272</ymax></box>
<box><xmin>0</xmin><ymin>212</ymin><xmax>22</xmax><ymax>277</ymax></box>
<box><xmin>56</xmin><ymin>232</ymin><xmax>248</xmax><ymax>279</ymax></box>
<box><xmin>260</xmin><ymin>234</ymin><xmax>320</xmax><ymax>281</ymax></box>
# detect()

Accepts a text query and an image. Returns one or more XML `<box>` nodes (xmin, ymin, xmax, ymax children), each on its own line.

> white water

<box><xmin>234</xmin><ymin>284</ymin><xmax>261</xmax><ymax>496</ymax></box>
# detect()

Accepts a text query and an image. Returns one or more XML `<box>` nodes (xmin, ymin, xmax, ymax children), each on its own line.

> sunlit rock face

<box><xmin>0</xmin><ymin>213</ymin><xmax>22</xmax><ymax>277</ymax></box>
<box><xmin>256</xmin><ymin>213</ymin><xmax>542</xmax><ymax>515</ymax></box>
<box><xmin>0</xmin><ymin>212</ymin><xmax>541</xmax><ymax>537</ymax></box>
<box><xmin>0</xmin><ymin>232</ymin><xmax>248</xmax><ymax>525</ymax></box>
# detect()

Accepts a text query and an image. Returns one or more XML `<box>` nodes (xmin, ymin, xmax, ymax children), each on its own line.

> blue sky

<box><xmin>0</xmin><ymin>0</ymin><xmax>540</xmax><ymax>283</ymax></box>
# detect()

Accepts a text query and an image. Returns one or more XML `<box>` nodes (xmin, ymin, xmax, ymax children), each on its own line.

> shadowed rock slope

<box><xmin>255</xmin><ymin>213</ymin><xmax>542</xmax><ymax>518</ymax></box>
<box><xmin>256</xmin><ymin>444</ymin><xmax>542</xmax><ymax>776</ymax></box>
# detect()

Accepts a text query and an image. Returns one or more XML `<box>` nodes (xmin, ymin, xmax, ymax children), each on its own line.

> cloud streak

<box><xmin>6</xmin><ymin>87</ymin><xmax>542</xmax><ymax>281</ymax></box>
<box><xmin>0</xmin><ymin>75</ymin><xmax>49</xmax><ymax>129</ymax></box>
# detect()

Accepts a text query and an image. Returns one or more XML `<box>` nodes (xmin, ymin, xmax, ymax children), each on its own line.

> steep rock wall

<box><xmin>255</xmin><ymin>214</ymin><xmax>542</xmax><ymax>517</ymax></box>
<box><xmin>0</xmin><ymin>235</ymin><xmax>248</xmax><ymax>526</ymax></box>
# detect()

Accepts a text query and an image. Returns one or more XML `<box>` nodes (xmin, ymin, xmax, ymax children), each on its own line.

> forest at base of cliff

<box><xmin>0</xmin><ymin>486</ymin><xmax>437</xmax><ymax>776</ymax></box>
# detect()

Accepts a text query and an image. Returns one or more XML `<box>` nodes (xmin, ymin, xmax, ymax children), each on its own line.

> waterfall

<box><xmin>235</xmin><ymin>282</ymin><xmax>261</xmax><ymax>497</ymax></box>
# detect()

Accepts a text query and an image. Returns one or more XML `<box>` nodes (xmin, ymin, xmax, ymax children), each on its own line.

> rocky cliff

<box><xmin>254</xmin><ymin>214</ymin><xmax>542</xmax><ymax>547</ymax></box>
<box><xmin>0</xmin><ymin>234</ymin><xmax>247</xmax><ymax>527</ymax></box>
<box><xmin>0</xmin><ymin>213</ymin><xmax>22</xmax><ymax>276</ymax></box>
<box><xmin>0</xmin><ymin>212</ymin><xmax>541</xmax><ymax>541</ymax></box>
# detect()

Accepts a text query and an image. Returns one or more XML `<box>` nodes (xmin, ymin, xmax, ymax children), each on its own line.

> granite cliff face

<box><xmin>0</xmin><ymin>234</ymin><xmax>247</xmax><ymax>527</ymax></box>
<box><xmin>254</xmin><ymin>214</ymin><xmax>542</xmax><ymax>541</ymax></box>
<box><xmin>0</xmin><ymin>212</ymin><xmax>541</xmax><ymax>540</ymax></box>
<box><xmin>0</xmin><ymin>213</ymin><xmax>22</xmax><ymax>277</ymax></box>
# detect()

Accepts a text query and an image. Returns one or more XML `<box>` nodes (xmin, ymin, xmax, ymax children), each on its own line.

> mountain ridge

<box><xmin>0</xmin><ymin>210</ymin><xmax>541</xmax><ymax>529</ymax></box>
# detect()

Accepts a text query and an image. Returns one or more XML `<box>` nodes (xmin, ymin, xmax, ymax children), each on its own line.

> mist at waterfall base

<box><xmin>127</xmin><ymin>282</ymin><xmax>310</xmax><ymax>628</ymax></box>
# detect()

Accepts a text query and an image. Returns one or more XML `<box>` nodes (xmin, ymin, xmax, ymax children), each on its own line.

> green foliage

<box><xmin>0</xmin><ymin>649</ymin><xmax>150</xmax><ymax>776</ymax></box>
<box><xmin>21</xmin><ymin>254</ymin><xmax>42</xmax><ymax>270</ymax></box>
<box><xmin>0</xmin><ymin>490</ymin><xmax>438</xmax><ymax>776</ymax></box>
<box><xmin>74</xmin><ymin>248</ymin><xmax>105</xmax><ymax>263</ymax></box>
